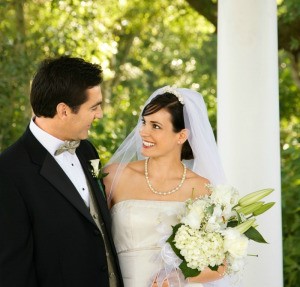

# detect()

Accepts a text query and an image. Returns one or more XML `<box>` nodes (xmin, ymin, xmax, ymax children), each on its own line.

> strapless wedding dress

<box><xmin>111</xmin><ymin>200</ymin><xmax>230</xmax><ymax>287</ymax></box>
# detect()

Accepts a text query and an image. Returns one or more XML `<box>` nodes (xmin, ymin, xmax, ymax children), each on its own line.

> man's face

<box><xmin>66</xmin><ymin>85</ymin><xmax>103</xmax><ymax>140</ymax></box>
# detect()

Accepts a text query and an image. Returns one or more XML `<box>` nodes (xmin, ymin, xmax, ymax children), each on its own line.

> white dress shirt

<box><xmin>30</xmin><ymin>119</ymin><xmax>90</xmax><ymax>207</ymax></box>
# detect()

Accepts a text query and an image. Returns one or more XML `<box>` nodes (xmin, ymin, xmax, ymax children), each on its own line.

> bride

<box><xmin>104</xmin><ymin>86</ymin><xmax>231</xmax><ymax>287</ymax></box>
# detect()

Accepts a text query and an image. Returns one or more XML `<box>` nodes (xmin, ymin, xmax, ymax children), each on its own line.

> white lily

<box><xmin>89</xmin><ymin>159</ymin><xmax>100</xmax><ymax>177</ymax></box>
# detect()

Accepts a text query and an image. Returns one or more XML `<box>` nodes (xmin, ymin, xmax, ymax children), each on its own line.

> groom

<box><xmin>0</xmin><ymin>56</ymin><xmax>123</xmax><ymax>287</ymax></box>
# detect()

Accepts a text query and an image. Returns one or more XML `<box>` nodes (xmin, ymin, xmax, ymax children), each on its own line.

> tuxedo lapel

<box><xmin>40</xmin><ymin>154</ymin><xmax>95</xmax><ymax>226</ymax></box>
<box><xmin>22</xmin><ymin>128</ymin><xmax>96</xmax><ymax>227</ymax></box>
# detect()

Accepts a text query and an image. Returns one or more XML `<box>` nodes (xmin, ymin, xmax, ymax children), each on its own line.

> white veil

<box><xmin>105</xmin><ymin>85</ymin><xmax>226</xmax><ymax>203</ymax></box>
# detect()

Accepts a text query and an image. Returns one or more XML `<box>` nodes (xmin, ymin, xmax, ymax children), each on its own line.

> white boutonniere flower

<box><xmin>89</xmin><ymin>159</ymin><xmax>108</xmax><ymax>199</ymax></box>
<box><xmin>89</xmin><ymin>159</ymin><xmax>108</xmax><ymax>179</ymax></box>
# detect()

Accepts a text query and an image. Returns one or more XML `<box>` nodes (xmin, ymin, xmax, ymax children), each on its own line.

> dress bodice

<box><xmin>111</xmin><ymin>200</ymin><xmax>229</xmax><ymax>287</ymax></box>
<box><xmin>111</xmin><ymin>199</ymin><xmax>184</xmax><ymax>254</ymax></box>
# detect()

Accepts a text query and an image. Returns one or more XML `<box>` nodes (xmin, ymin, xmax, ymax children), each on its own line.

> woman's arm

<box><xmin>187</xmin><ymin>264</ymin><xmax>226</xmax><ymax>283</ymax></box>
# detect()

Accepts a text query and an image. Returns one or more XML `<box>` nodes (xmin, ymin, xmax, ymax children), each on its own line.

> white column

<box><xmin>217</xmin><ymin>1</ymin><xmax>283</xmax><ymax>287</ymax></box>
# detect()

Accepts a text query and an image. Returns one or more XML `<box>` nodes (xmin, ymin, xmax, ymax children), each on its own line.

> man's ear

<box><xmin>56</xmin><ymin>103</ymin><xmax>69</xmax><ymax>119</ymax></box>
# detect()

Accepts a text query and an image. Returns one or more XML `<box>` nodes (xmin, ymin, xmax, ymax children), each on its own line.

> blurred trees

<box><xmin>0</xmin><ymin>0</ymin><xmax>299</xmax><ymax>285</ymax></box>
<box><xmin>0</xmin><ymin>0</ymin><xmax>218</xmax><ymax>158</ymax></box>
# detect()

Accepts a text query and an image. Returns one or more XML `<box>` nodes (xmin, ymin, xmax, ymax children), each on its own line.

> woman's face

<box><xmin>139</xmin><ymin>108</ymin><xmax>181</xmax><ymax>158</ymax></box>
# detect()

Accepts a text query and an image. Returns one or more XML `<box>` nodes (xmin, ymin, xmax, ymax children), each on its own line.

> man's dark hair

<box><xmin>30</xmin><ymin>56</ymin><xmax>103</xmax><ymax>117</ymax></box>
<box><xmin>142</xmin><ymin>92</ymin><xmax>194</xmax><ymax>160</ymax></box>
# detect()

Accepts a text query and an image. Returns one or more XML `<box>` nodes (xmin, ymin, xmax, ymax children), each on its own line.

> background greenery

<box><xmin>0</xmin><ymin>0</ymin><xmax>299</xmax><ymax>285</ymax></box>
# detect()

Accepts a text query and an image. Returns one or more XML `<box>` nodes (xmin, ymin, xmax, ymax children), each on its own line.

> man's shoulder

<box><xmin>0</xmin><ymin>136</ymin><xmax>25</xmax><ymax>161</ymax></box>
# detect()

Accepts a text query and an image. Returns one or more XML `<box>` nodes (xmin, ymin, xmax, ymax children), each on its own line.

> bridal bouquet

<box><xmin>166</xmin><ymin>185</ymin><xmax>275</xmax><ymax>279</ymax></box>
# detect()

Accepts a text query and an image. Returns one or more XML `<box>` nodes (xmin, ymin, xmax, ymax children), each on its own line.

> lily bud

<box><xmin>238</xmin><ymin>188</ymin><xmax>274</xmax><ymax>207</ymax></box>
<box><xmin>237</xmin><ymin>201</ymin><xmax>264</xmax><ymax>215</ymax></box>
<box><xmin>235</xmin><ymin>219</ymin><xmax>256</xmax><ymax>234</ymax></box>
<box><xmin>253</xmin><ymin>202</ymin><xmax>275</xmax><ymax>216</ymax></box>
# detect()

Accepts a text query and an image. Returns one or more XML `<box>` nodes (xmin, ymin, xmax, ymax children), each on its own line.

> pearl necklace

<box><xmin>144</xmin><ymin>158</ymin><xmax>187</xmax><ymax>196</ymax></box>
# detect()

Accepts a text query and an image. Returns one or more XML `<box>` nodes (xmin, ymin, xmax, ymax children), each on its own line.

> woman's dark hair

<box><xmin>30</xmin><ymin>56</ymin><xmax>103</xmax><ymax>117</ymax></box>
<box><xmin>142</xmin><ymin>92</ymin><xmax>194</xmax><ymax>160</ymax></box>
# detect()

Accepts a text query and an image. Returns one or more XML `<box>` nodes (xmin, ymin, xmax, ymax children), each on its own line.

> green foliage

<box><xmin>278</xmin><ymin>46</ymin><xmax>300</xmax><ymax>287</ymax></box>
<box><xmin>88</xmin><ymin>0</ymin><xmax>219</xmax><ymax>163</ymax></box>
<box><xmin>281</xmin><ymin>118</ymin><xmax>300</xmax><ymax>287</ymax></box>
<box><xmin>0</xmin><ymin>0</ymin><xmax>35</xmax><ymax>150</ymax></box>
<box><xmin>0</xmin><ymin>0</ymin><xmax>218</xmax><ymax>163</ymax></box>
<box><xmin>244</xmin><ymin>227</ymin><xmax>268</xmax><ymax>244</ymax></box>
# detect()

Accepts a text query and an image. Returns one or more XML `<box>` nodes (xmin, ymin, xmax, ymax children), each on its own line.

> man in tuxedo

<box><xmin>0</xmin><ymin>56</ymin><xmax>123</xmax><ymax>287</ymax></box>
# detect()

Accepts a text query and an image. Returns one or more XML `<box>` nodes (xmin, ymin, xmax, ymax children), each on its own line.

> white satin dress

<box><xmin>111</xmin><ymin>200</ymin><xmax>230</xmax><ymax>287</ymax></box>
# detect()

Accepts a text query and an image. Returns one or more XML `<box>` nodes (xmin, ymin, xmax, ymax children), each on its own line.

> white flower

<box><xmin>228</xmin><ymin>256</ymin><xmax>245</xmax><ymax>273</ymax></box>
<box><xmin>206</xmin><ymin>212</ymin><xmax>223</xmax><ymax>232</ymax></box>
<box><xmin>174</xmin><ymin>225</ymin><xmax>225</xmax><ymax>271</ymax></box>
<box><xmin>210</xmin><ymin>184</ymin><xmax>239</xmax><ymax>206</ymax></box>
<box><xmin>180</xmin><ymin>200</ymin><xmax>208</xmax><ymax>229</ymax></box>
<box><xmin>223</xmin><ymin>228</ymin><xmax>249</xmax><ymax>258</ymax></box>
<box><xmin>90</xmin><ymin>159</ymin><xmax>100</xmax><ymax>177</ymax></box>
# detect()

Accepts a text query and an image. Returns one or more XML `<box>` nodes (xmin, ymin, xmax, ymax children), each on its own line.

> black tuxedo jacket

<box><xmin>0</xmin><ymin>128</ymin><xmax>123</xmax><ymax>287</ymax></box>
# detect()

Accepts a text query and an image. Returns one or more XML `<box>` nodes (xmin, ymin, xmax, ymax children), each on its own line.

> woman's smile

<box><xmin>142</xmin><ymin>140</ymin><xmax>155</xmax><ymax>148</ymax></box>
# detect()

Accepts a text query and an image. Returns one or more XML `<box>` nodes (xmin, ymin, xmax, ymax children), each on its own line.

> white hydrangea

<box><xmin>174</xmin><ymin>225</ymin><xmax>225</xmax><ymax>271</ymax></box>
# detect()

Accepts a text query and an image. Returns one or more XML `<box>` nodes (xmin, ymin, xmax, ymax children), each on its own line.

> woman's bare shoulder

<box><xmin>124</xmin><ymin>160</ymin><xmax>145</xmax><ymax>174</ymax></box>
<box><xmin>187</xmin><ymin>169</ymin><xmax>210</xmax><ymax>183</ymax></box>
<box><xmin>185</xmin><ymin>169</ymin><xmax>210</xmax><ymax>196</ymax></box>
<box><xmin>103</xmin><ymin>162</ymin><xmax>120</xmax><ymax>174</ymax></box>
<box><xmin>104</xmin><ymin>160</ymin><xmax>144</xmax><ymax>177</ymax></box>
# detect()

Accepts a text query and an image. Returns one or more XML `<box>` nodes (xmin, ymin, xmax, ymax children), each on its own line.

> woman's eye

<box><xmin>152</xmin><ymin>124</ymin><xmax>160</xmax><ymax>129</ymax></box>
<box><xmin>141</xmin><ymin>119</ymin><xmax>146</xmax><ymax>125</ymax></box>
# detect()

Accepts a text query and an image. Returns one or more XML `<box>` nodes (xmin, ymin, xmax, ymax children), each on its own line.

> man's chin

<box><xmin>80</xmin><ymin>131</ymin><xmax>90</xmax><ymax>140</ymax></box>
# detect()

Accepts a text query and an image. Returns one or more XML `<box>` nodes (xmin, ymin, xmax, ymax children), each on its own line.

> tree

<box><xmin>0</xmin><ymin>0</ymin><xmax>33</xmax><ymax>151</ymax></box>
<box><xmin>0</xmin><ymin>0</ymin><xmax>219</xmax><ymax>162</ymax></box>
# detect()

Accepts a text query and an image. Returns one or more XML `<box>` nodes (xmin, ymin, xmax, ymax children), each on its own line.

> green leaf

<box><xmin>244</xmin><ymin>227</ymin><xmax>268</xmax><ymax>243</ymax></box>
<box><xmin>227</xmin><ymin>220</ymin><xmax>238</xmax><ymax>228</ymax></box>
<box><xmin>209</xmin><ymin>264</ymin><xmax>220</xmax><ymax>271</ymax></box>
<box><xmin>206</xmin><ymin>204</ymin><xmax>214</xmax><ymax>216</ymax></box>
<box><xmin>98</xmin><ymin>171</ymin><xmax>109</xmax><ymax>179</ymax></box>
<box><xmin>166</xmin><ymin>224</ymin><xmax>185</xmax><ymax>260</ymax></box>
<box><xmin>179</xmin><ymin>260</ymin><xmax>201</xmax><ymax>278</ymax></box>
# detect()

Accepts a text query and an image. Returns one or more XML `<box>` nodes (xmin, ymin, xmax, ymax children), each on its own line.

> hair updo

<box><xmin>141</xmin><ymin>92</ymin><xmax>194</xmax><ymax>160</ymax></box>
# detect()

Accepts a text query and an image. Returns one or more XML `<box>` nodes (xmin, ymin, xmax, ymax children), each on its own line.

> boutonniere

<box><xmin>89</xmin><ymin>159</ymin><xmax>108</xmax><ymax>199</ymax></box>
<box><xmin>89</xmin><ymin>159</ymin><xmax>109</xmax><ymax>179</ymax></box>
